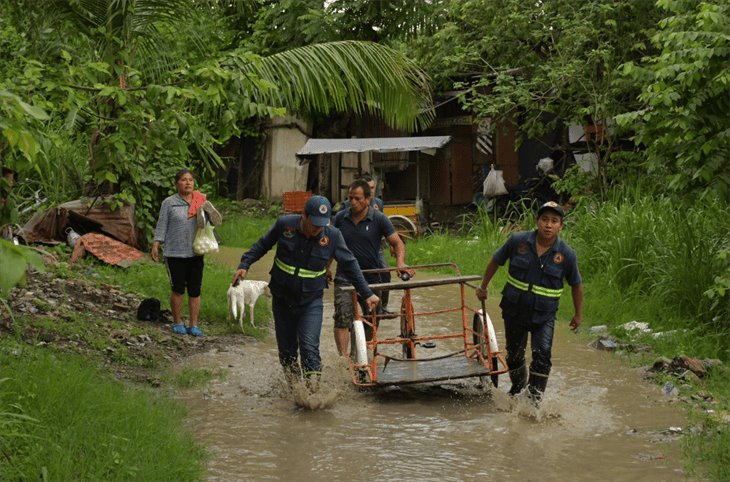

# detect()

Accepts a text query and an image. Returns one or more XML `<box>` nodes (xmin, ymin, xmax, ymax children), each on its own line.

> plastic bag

<box><xmin>193</xmin><ymin>223</ymin><xmax>219</xmax><ymax>255</ymax></box>
<box><xmin>483</xmin><ymin>164</ymin><xmax>508</xmax><ymax>197</ymax></box>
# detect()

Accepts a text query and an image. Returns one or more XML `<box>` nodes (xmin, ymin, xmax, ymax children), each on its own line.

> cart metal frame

<box><xmin>343</xmin><ymin>263</ymin><xmax>508</xmax><ymax>388</ymax></box>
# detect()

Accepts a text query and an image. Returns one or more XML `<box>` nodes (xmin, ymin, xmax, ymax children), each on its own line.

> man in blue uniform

<box><xmin>231</xmin><ymin>195</ymin><xmax>379</xmax><ymax>382</ymax></box>
<box><xmin>330</xmin><ymin>179</ymin><xmax>414</xmax><ymax>356</ymax></box>
<box><xmin>476</xmin><ymin>201</ymin><xmax>583</xmax><ymax>401</ymax></box>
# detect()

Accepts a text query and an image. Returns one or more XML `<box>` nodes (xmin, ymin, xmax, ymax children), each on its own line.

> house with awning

<box><xmin>295</xmin><ymin>136</ymin><xmax>452</xmax><ymax>205</ymax></box>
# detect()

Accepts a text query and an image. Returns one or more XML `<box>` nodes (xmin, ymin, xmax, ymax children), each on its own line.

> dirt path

<box><xmin>177</xmin><ymin>279</ymin><xmax>689</xmax><ymax>481</ymax></box>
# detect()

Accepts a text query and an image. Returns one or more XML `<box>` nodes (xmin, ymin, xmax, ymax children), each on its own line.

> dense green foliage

<box><xmin>249</xmin><ymin>0</ymin><xmax>447</xmax><ymax>53</ymax></box>
<box><xmin>0</xmin><ymin>0</ymin><xmax>433</xmax><ymax>244</ymax></box>
<box><xmin>408</xmin><ymin>0</ymin><xmax>663</xmax><ymax>195</ymax></box>
<box><xmin>0</xmin><ymin>341</ymin><xmax>206</xmax><ymax>480</ymax></box>
<box><xmin>616</xmin><ymin>0</ymin><xmax>730</xmax><ymax>197</ymax></box>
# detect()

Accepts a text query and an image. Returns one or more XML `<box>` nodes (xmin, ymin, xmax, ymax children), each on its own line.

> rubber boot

<box><xmin>527</xmin><ymin>371</ymin><xmax>549</xmax><ymax>404</ymax></box>
<box><xmin>304</xmin><ymin>371</ymin><xmax>321</xmax><ymax>393</ymax></box>
<box><xmin>282</xmin><ymin>362</ymin><xmax>302</xmax><ymax>388</ymax></box>
<box><xmin>508</xmin><ymin>364</ymin><xmax>527</xmax><ymax>396</ymax></box>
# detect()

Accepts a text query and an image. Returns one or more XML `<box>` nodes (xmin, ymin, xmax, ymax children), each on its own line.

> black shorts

<box><xmin>165</xmin><ymin>256</ymin><xmax>204</xmax><ymax>297</ymax></box>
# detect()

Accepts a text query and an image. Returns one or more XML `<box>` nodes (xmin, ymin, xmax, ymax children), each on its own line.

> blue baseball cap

<box><xmin>304</xmin><ymin>195</ymin><xmax>332</xmax><ymax>227</ymax></box>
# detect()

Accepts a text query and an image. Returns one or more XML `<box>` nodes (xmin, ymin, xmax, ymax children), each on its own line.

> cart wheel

<box><xmin>351</xmin><ymin>319</ymin><xmax>368</xmax><ymax>366</ymax></box>
<box><xmin>472</xmin><ymin>313</ymin><xmax>487</xmax><ymax>358</ymax></box>
<box><xmin>473</xmin><ymin>311</ymin><xmax>500</xmax><ymax>388</ymax></box>
<box><xmin>388</xmin><ymin>215</ymin><xmax>418</xmax><ymax>241</ymax></box>
<box><xmin>351</xmin><ymin>319</ymin><xmax>370</xmax><ymax>384</ymax></box>
<box><xmin>400</xmin><ymin>298</ymin><xmax>415</xmax><ymax>359</ymax></box>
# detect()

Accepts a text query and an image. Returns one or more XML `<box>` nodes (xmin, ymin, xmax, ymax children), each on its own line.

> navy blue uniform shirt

<box><xmin>239</xmin><ymin>215</ymin><xmax>374</xmax><ymax>306</ymax></box>
<box><xmin>493</xmin><ymin>230</ymin><xmax>581</xmax><ymax>320</ymax></box>
<box><xmin>332</xmin><ymin>207</ymin><xmax>395</xmax><ymax>283</ymax></box>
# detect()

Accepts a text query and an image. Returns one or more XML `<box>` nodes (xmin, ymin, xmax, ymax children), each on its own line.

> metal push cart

<box><xmin>342</xmin><ymin>263</ymin><xmax>508</xmax><ymax>388</ymax></box>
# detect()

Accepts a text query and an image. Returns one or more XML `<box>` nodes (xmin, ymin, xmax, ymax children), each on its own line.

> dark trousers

<box><xmin>504</xmin><ymin>316</ymin><xmax>555</xmax><ymax>376</ymax></box>
<box><xmin>272</xmin><ymin>295</ymin><xmax>324</xmax><ymax>377</ymax></box>
<box><xmin>502</xmin><ymin>302</ymin><xmax>555</xmax><ymax>394</ymax></box>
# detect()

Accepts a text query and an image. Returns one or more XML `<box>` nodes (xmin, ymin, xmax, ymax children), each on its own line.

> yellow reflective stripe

<box><xmin>275</xmin><ymin>257</ymin><xmax>295</xmax><ymax>275</ymax></box>
<box><xmin>275</xmin><ymin>258</ymin><xmax>326</xmax><ymax>279</ymax></box>
<box><xmin>299</xmin><ymin>268</ymin><xmax>326</xmax><ymax>278</ymax></box>
<box><xmin>507</xmin><ymin>274</ymin><xmax>529</xmax><ymax>290</ymax></box>
<box><xmin>507</xmin><ymin>274</ymin><xmax>563</xmax><ymax>298</ymax></box>
<box><xmin>532</xmin><ymin>286</ymin><xmax>563</xmax><ymax>298</ymax></box>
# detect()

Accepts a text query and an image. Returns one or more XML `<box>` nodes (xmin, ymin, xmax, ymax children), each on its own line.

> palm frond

<box><xmin>132</xmin><ymin>26</ymin><xmax>178</xmax><ymax>82</ymax></box>
<box><xmin>242</xmin><ymin>41</ymin><xmax>434</xmax><ymax>132</ymax></box>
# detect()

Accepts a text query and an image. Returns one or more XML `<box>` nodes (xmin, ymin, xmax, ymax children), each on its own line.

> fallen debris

<box><xmin>620</xmin><ymin>320</ymin><xmax>651</xmax><ymax>333</ymax></box>
<box><xmin>18</xmin><ymin>196</ymin><xmax>142</xmax><ymax>248</ymax></box>
<box><xmin>648</xmin><ymin>355</ymin><xmax>724</xmax><ymax>380</ymax></box>
<box><xmin>590</xmin><ymin>337</ymin><xmax>618</xmax><ymax>351</ymax></box>
<box><xmin>70</xmin><ymin>232</ymin><xmax>146</xmax><ymax>267</ymax></box>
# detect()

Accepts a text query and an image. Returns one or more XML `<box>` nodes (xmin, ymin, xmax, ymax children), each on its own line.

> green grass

<box><xmin>681</xmin><ymin>368</ymin><xmax>730</xmax><ymax>481</ymax></box>
<box><xmin>565</xmin><ymin>193</ymin><xmax>730</xmax><ymax>341</ymax></box>
<box><xmin>212</xmin><ymin>198</ymin><xmax>278</xmax><ymax>249</ymax></box>
<box><xmin>165</xmin><ymin>366</ymin><xmax>226</xmax><ymax>389</ymax></box>
<box><xmin>0</xmin><ymin>340</ymin><xmax>206</xmax><ymax>481</ymax></box>
<box><xmin>9</xmin><ymin>301</ymin><xmax>164</xmax><ymax>369</ymax></box>
<box><xmin>85</xmin><ymin>257</ymin><xmax>270</xmax><ymax>338</ymax></box>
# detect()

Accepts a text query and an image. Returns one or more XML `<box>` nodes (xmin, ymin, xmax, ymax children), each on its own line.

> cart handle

<box><xmin>340</xmin><ymin>275</ymin><xmax>482</xmax><ymax>292</ymax></box>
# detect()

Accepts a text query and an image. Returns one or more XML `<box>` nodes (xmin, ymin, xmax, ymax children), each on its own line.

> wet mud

<box><xmin>179</xmin><ymin>247</ymin><xmax>687</xmax><ymax>481</ymax></box>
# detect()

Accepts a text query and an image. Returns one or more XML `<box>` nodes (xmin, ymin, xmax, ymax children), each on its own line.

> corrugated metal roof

<box><xmin>296</xmin><ymin>136</ymin><xmax>452</xmax><ymax>160</ymax></box>
<box><xmin>70</xmin><ymin>232</ymin><xmax>146</xmax><ymax>267</ymax></box>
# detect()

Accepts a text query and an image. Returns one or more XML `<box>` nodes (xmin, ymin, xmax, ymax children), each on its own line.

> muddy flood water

<box><xmin>178</xmin><ymin>247</ymin><xmax>688</xmax><ymax>481</ymax></box>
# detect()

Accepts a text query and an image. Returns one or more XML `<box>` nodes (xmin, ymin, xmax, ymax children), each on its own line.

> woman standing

<box><xmin>151</xmin><ymin>169</ymin><xmax>219</xmax><ymax>337</ymax></box>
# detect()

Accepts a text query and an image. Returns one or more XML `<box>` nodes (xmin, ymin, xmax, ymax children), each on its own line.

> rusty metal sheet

<box><xmin>18</xmin><ymin>196</ymin><xmax>141</xmax><ymax>248</ymax></box>
<box><xmin>70</xmin><ymin>232</ymin><xmax>146</xmax><ymax>267</ymax></box>
<box><xmin>58</xmin><ymin>198</ymin><xmax>140</xmax><ymax>248</ymax></box>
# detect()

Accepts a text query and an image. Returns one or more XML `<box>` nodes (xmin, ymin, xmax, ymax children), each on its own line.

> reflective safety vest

<box><xmin>506</xmin><ymin>274</ymin><xmax>563</xmax><ymax>299</ymax></box>
<box><xmin>274</xmin><ymin>257</ymin><xmax>326</xmax><ymax>279</ymax></box>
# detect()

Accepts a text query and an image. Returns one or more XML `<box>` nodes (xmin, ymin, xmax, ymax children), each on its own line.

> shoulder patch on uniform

<box><xmin>553</xmin><ymin>252</ymin><xmax>564</xmax><ymax>264</ymax></box>
<box><xmin>319</xmin><ymin>236</ymin><xmax>329</xmax><ymax>247</ymax></box>
<box><xmin>283</xmin><ymin>226</ymin><xmax>295</xmax><ymax>238</ymax></box>
<box><xmin>518</xmin><ymin>242</ymin><xmax>529</xmax><ymax>255</ymax></box>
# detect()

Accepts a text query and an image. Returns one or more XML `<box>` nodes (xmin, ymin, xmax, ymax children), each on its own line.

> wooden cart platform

<box><xmin>373</xmin><ymin>353</ymin><xmax>491</xmax><ymax>386</ymax></box>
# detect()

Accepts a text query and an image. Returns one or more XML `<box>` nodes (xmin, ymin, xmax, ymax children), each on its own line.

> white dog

<box><xmin>227</xmin><ymin>280</ymin><xmax>270</xmax><ymax>332</ymax></box>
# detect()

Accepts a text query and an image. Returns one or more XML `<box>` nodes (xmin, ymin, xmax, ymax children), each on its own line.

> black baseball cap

<box><xmin>537</xmin><ymin>201</ymin><xmax>565</xmax><ymax>218</ymax></box>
